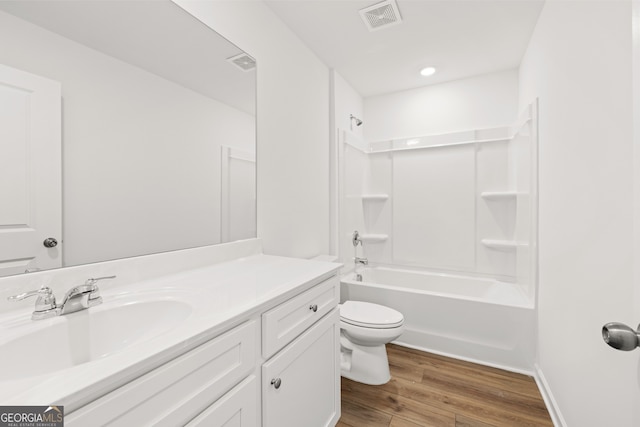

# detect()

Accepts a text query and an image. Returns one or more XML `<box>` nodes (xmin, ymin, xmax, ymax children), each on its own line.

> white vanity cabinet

<box><xmin>65</xmin><ymin>320</ymin><xmax>259</xmax><ymax>427</ymax></box>
<box><xmin>64</xmin><ymin>269</ymin><xmax>340</xmax><ymax>427</ymax></box>
<box><xmin>262</xmin><ymin>276</ymin><xmax>340</xmax><ymax>427</ymax></box>
<box><xmin>262</xmin><ymin>309</ymin><xmax>340</xmax><ymax>427</ymax></box>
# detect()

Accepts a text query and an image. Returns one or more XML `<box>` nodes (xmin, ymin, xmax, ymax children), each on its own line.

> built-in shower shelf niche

<box><xmin>346</xmin><ymin>194</ymin><xmax>389</xmax><ymax>201</ymax></box>
<box><xmin>481</xmin><ymin>239</ymin><xmax>528</xmax><ymax>251</ymax></box>
<box><xmin>359</xmin><ymin>234</ymin><xmax>388</xmax><ymax>243</ymax></box>
<box><xmin>361</xmin><ymin>194</ymin><xmax>389</xmax><ymax>202</ymax></box>
<box><xmin>480</xmin><ymin>191</ymin><xmax>522</xmax><ymax>201</ymax></box>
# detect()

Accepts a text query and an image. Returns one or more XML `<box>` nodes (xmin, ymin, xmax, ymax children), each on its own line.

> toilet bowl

<box><xmin>339</xmin><ymin>300</ymin><xmax>404</xmax><ymax>385</ymax></box>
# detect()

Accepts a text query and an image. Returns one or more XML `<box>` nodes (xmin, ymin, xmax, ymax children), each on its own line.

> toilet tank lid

<box><xmin>340</xmin><ymin>301</ymin><xmax>404</xmax><ymax>327</ymax></box>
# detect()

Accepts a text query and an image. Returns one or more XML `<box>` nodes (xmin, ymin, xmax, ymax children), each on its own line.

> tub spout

<box><xmin>355</xmin><ymin>257</ymin><xmax>368</xmax><ymax>265</ymax></box>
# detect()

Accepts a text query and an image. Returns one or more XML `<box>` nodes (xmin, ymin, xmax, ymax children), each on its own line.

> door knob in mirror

<box><xmin>43</xmin><ymin>238</ymin><xmax>58</xmax><ymax>248</ymax></box>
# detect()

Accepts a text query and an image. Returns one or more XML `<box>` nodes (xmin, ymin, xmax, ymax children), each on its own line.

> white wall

<box><xmin>177</xmin><ymin>0</ymin><xmax>331</xmax><ymax>259</ymax></box>
<box><xmin>0</xmin><ymin>10</ymin><xmax>255</xmax><ymax>267</ymax></box>
<box><xmin>332</xmin><ymin>71</ymin><xmax>364</xmax><ymax>140</ymax></box>
<box><xmin>364</xmin><ymin>69</ymin><xmax>519</xmax><ymax>141</ymax></box>
<box><xmin>519</xmin><ymin>1</ymin><xmax>635</xmax><ymax>425</ymax></box>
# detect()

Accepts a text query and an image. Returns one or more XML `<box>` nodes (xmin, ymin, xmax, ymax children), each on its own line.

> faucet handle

<box><xmin>84</xmin><ymin>276</ymin><xmax>114</xmax><ymax>304</ymax></box>
<box><xmin>8</xmin><ymin>287</ymin><xmax>50</xmax><ymax>301</ymax></box>
<box><xmin>84</xmin><ymin>275</ymin><xmax>116</xmax><ymax>286</ymax></box>
<box><xmin>8</xmin><ymin>287</ymin><xmax>57</xmax><ymax>312</ymax></box>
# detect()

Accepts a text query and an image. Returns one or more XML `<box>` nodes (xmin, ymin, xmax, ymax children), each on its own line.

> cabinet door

<box><xmin>186</xmin><ymin>375</ymin><xmax>258</xmax><ymax>427</ymax></box>
<box><xmin>66</xmin><ymin>320</ymin><xmax>258</xmax><ymax>427</ymax></box>
<box><xmin>262</xmin><ymin>309</ymin><xmax>340</xmax><ymax>427</ymax></box>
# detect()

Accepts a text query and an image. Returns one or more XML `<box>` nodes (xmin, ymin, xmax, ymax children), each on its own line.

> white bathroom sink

<box><xmin>0</xmin><ymin>299</ymin><xmax>192</xmax><ymax>381</ymax></box>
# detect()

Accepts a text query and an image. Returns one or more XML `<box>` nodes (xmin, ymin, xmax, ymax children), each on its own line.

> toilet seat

<box><xmin>340</xmin><ymin>301</ymin><xmax>404</xmax><ymax>329</ymax></box>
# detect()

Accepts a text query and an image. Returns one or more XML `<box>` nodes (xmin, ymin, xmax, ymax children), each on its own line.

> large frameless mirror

<box><xmin>0</xmin><ymin>1</ymin><xmax>257</xmax><ymax>278</ymax></box>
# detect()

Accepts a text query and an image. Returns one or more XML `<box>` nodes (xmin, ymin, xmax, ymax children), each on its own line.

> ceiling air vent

<box><xmin>359</xmin><ymin>0</ymin><xmax>402</xmax><ymax>32</ymax></box>
<box><xmin>227</xmin><ymin>52</ymin><xmax>256</xmax><ymax>72</ymax></box>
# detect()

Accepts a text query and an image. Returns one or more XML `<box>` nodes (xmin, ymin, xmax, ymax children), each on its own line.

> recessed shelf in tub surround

<box><xmin>346</xmin><ymin>194</ymin><xmax>389</xmax><ymax>201</ymax></box>
<box><xmin>361</xmin><ymin>194</ymin><xmax>389</xmax><ymax>202</ymax></box>
<box><xmin>481</xmin><ymin>239</ymin><xmax>529</xmax><ymax>250</ymax></box>
<box><xmin>367</xmin><ymin>126</ymin><xmax>513</xmax><ymax>153</ymax></box>
<box><xmin>480</xmin><ymin>191</ymin><xmax>523</xmax><ymax>200</ymax></box>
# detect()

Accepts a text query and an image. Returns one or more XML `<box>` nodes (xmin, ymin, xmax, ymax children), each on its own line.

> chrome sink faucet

<box><xmin>8</xmin><ymin>275</ymin><xmax>116</xmax><ymax>320</ymax></box>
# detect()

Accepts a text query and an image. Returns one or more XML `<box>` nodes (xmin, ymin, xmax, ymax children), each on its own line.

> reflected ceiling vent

<box><xmin>359</xmin><ymin>0</ymin><xmax>402</xmax><ymax>32</ymax></box>
<box><xmin>227</xmin><ymin>52</ymin><xmax>256</xmax><ymax>72</ymax></box>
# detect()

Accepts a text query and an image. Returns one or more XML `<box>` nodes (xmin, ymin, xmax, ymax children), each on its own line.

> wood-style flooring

<box><xmin>338</xmin><ymin>344</ymin><xmax>554</xmax><ymax>427</ymax></box>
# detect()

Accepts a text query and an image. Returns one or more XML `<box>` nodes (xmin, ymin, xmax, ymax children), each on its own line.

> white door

<box><xmin>633</xmin><ymin>1</ymin><xmax>640</xmax><ymax>424</ymax></box>
<box><xmin>0</xmin><ymin>64</ymin><xmax>61</xmax><ymax>276</ymax></box>
<box><xmin>220</xmin><ymin>146</ymin><xmax>256</xmax><ymax>243</ymax></box>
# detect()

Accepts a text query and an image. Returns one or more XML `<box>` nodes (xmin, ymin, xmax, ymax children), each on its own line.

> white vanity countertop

<box><xmin>0</xmin><ymin>253</ymin><xmax>341</xmax><ymax>410</ymax></box>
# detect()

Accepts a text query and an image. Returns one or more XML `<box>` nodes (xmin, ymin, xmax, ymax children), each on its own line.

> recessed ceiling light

<box><xmin>420</xmin><ymin>67</ymin><xmax>436</xmax><ymax>77</ymax></box>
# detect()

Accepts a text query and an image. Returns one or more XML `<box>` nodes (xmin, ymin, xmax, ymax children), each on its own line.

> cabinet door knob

<box><xmin>271</xmin><ymin>378</ymin><xmax>282</xmax><ymax>389</ymax></box>
<box><xmin>309</xmin><ymin>304</ymin><xmax>318</xmax><ymax>312</ymax></box>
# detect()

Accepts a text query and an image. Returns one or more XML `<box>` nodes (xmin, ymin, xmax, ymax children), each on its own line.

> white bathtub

<box><xmin>341</xmin><ymin>266</ymin><xmax>535</xmax><ymax>373</ymax></box>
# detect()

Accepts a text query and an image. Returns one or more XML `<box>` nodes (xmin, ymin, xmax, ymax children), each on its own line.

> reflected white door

<box><xmin>0</xmin><ymin>64</ymin><xmax>61</xmax><ymax>276</ymax></box>
<box><xmin>220</xmin><ymin>146</ymin><xmax>256</xmax><ymax>243</ymax></box>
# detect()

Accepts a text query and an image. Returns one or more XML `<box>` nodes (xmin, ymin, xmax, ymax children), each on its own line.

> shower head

<box><xmin>350</xmin><ymin>114</ymin><xmax>363</xmax><ymax>129</ymax></box>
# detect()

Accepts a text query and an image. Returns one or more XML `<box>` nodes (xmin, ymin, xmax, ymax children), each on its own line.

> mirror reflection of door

<box><xmin>220</xmin><ymin>146</ymin><xmax>256</xmax><ymax>243</ymax></box>
<box><xmin>0</xmin><ymin>64</ymin><xmax>61</xmax><ymax>276</ymax></box>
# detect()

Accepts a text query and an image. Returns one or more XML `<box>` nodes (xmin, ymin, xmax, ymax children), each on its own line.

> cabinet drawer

<box><xmin>186</xmin><ymin>375</ymin><xmax>258</xmax><ymax>427</ymax></box>
<box><xmin>262</xmin><ymin>309</ymin><xmax>340</xmax><ymax>427</ymax></box>
<box><xmin>66</xmin><ymin>320</ymin><xmax>258</xmax><ymax>427</ymax></box>
<box><xmin>262</xmin><ymin>275</ymin><xmax>338</xmax><ymax>358</ymax></box>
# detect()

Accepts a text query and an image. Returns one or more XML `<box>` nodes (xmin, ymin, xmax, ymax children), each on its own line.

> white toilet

<box><xmin>339</xmin><ymin>300</ymin><xmax>405</xmax><ymax>385</ymax></box>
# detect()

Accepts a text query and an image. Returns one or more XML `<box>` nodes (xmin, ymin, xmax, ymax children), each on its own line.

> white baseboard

<box><xmin>534</xmin><ymin>364</ymin><xmax>567</xmax><ymax>427</ymax></box>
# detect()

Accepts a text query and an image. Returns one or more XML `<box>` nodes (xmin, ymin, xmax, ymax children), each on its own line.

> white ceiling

<box><xmin>264</xmin><ymin>0</ymin><xmax>544</xmax><ymax>98</ymax></box>
<box><xmin>0</xmin><ymin>1</ymin><xmax>256</xmax><ymax>114</ymax></box>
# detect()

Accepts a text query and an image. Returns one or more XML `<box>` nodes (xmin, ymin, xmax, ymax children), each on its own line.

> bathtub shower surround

<box><xmin>338</xmin><ymin>101</ymin><xmax>538</xmax><ymax>372</ymax></box>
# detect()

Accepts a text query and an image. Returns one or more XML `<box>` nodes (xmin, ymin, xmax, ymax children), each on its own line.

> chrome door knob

<box><xmin>43</xmin><ymin>237</ymin><xmax>58</xmax><ymax>248</ymax></box>
<box><xmin>309</xmin><ymin>304</ymin><xmax>318</xmax><ymax>312</ymax></box>
<box><xmin>602</xmin><ymin>322</ymin><xmax>640</xmax><ymax>351</ymax></box>
<box><xmin>270</xmin><ymin>378</ymin><xmax>282</xmax><ymax>389</ymax></box>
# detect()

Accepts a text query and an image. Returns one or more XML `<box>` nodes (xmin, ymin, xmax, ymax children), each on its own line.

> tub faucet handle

<box><xmin>352</xmin><ymin>230</ymin><xmax>362</xmax><ymax>247</ymax></box>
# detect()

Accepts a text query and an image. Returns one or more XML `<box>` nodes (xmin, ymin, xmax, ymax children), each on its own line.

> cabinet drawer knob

<box><xmin>309</xmin><ymin>304</ymin><xmax>318</xmax><ymax>312</ymax></box>
<box><xmin>271</xmin><ymin>378</ymin><xmax>282</xmax><ymax>389</ymax></box>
